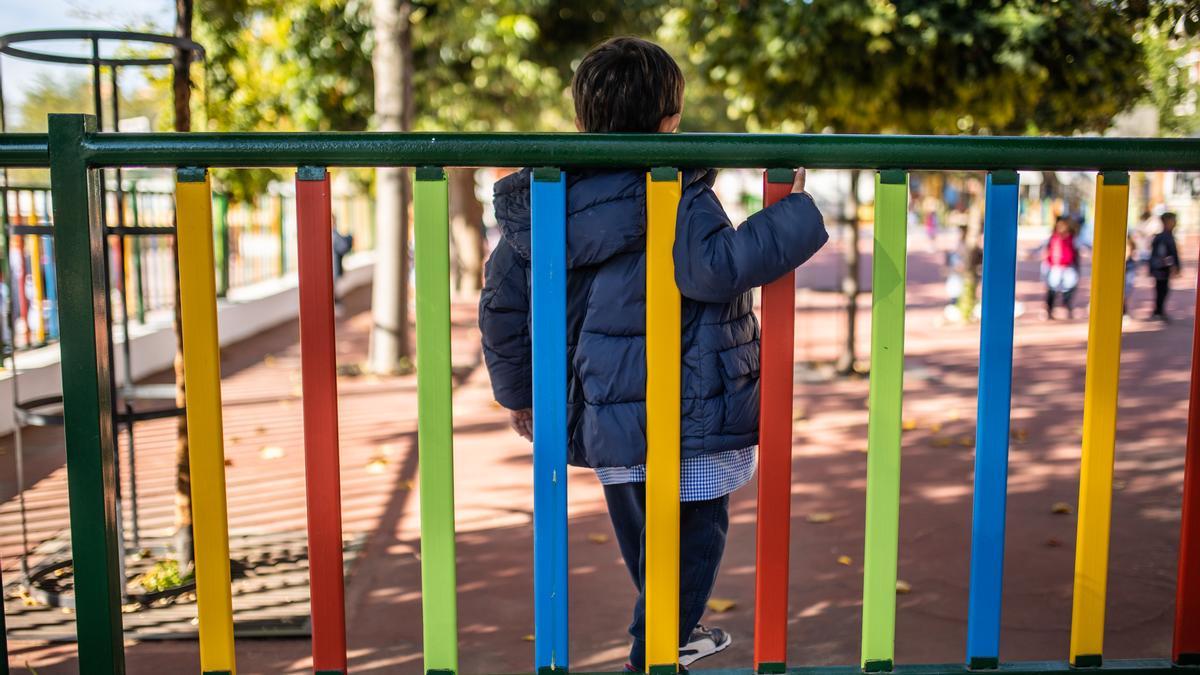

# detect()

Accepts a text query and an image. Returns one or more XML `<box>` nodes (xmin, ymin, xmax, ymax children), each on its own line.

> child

<box><xmin>1124</xmin><ymin>233</ymin><xmax>1138</xmax><ymax>317</ymax></box>
<box><xmin>1044</xmin><ymin>215</ymin><xmax>1080</xmax><ymax>319</ymax></box>
<box><xmin>1149</xmin><ymin>211</ymin><xmax>1182</xmax><ymax>321</ymax></box>
<box><xmin>478</xmin><ymin>37</ymin><xmax>828</xmax><ymax>672</ymax></box>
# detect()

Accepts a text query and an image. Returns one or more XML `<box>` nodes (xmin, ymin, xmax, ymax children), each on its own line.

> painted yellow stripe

<box><xmin>175</xmin><ymin>172</ymin><xmax>237</xmax><ymax>674</ymax></box>
<box><xmin>29</xmin><ymin>235</ymin><xmax>44</xmax><ymax>343</ymax></box>
<box><xmin>645</xmin><ymin>170</ymin><xmax>682</xmax><ymax>674</ymax></box>
<box><xmin>1069</xmin><ymin>172</ymin><xmax>1129</xmax><ymax>666</ymax></box>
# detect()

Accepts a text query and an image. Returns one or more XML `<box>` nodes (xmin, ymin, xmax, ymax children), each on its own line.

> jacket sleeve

<box><xmin>673</xmin><ymin>187</ymin><xmax>828</xmax><ymax>303</ymax></box>
<box><xmin>479</xmin><ymin>236</ymin><xmax>532</xmax><ymax>410</ymax></box>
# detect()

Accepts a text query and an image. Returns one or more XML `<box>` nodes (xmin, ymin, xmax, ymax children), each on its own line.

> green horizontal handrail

<box><xmin>0</xmin><ymin>134</ymin><xmax>49</xmax><ymax>167</ymax></box>
<box><xmin>9</xmin><ymin>127</ymin><xmax>1200</xmax><ymax>171</ymax></box>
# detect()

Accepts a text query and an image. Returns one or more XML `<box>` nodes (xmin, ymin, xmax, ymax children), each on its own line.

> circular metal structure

<box><xmin>0</xmin><ymin>29</ymin><xmax>205</xmax><ymax>67</ymax></box>
<box><xmin>0</xmin><ymin>28</ymin><xmax>206</xmax><ymax>603</ymax></box>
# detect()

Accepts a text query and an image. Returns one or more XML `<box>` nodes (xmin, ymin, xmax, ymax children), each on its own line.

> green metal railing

<box><xmin>5</xmin><ymin>114</ymin><xmax>1200</xmax><ymax>675</ymax></box>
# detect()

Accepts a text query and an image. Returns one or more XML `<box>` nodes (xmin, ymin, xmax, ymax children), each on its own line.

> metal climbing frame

<box><xmin>7</xmin><ymin>118</ymin><xmax>1200</xmax><ymax>674</ymax></box>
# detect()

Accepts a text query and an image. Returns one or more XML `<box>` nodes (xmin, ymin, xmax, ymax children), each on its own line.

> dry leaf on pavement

<box><xmin>706</xmin><ymin>598</ymin><xmax>736</xmax><ymax>613</ymax></box>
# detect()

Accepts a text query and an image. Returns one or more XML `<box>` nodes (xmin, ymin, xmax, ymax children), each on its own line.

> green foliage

<box><xmin>135</xmin><ymin>559</ymin><xmax>194</xmax><ymax>593</ymax></box>
<box><xmin>674</xmin><ymin>0</ymin><xmax>1149</xmax><ymax>135</ymax></box>
<box><xmin>198</xmin><ymin>0</ymin><xmax>375</xmax><ymax>133</ymax></box>
<box><xmin>1142</xmin><ymin>28</ymin><xmax>1200</xmax><ymax>135</ymax></box>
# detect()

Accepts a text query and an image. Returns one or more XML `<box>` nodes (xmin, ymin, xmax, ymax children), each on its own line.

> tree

<box><xmin>192</xmin><ymin>0</ymin><xmax>664</xmax><ymax>370</ymax></box>
<box><xmin>675</xmin><ymin>0</ymin><xmax>1150</xmax><ymax>372</ymax></box>
<box><xmin>369</xmin><ymin>0</ymin><xmax>415</xmax><ymax>374</ymax></box>
<box><xmin>173</xmin><ymin>0</ymin><xmax>196</xmax><ymax>570</ymax></box>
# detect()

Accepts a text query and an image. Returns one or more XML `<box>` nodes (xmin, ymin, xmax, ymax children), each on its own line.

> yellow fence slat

<box><xmin>175</xmin><ymin>169</ymin><xmax>237</xmax><ymax>674</ymax></box>
<box><xmin>1069</xmin><ymin>171</ymin><xmax>1129</xmax><ymax>667</ymax></box>
<box><xmin>645</xmin><ymin>168</ymin><xmax>682</xmax><ymax>674</ymax></box>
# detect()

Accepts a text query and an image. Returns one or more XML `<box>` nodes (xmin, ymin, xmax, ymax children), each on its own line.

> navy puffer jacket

<box><xmin>479</xmin><ymin>168</ymin><xmax>827</xmax><ymax>469</ymax></box>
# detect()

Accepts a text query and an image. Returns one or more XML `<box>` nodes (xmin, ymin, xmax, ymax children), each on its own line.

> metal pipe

<box><xmin>12</xmin><ymin>129</ymin><xmax>1200</xmax><ymax>171</ymax></box>
<box><xmin>68</xmin><ymin>131</ymin><xmax>1200</xmax><ymax>171</ymax></box>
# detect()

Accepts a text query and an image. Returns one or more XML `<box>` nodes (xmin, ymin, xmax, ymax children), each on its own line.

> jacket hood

<box><xmin>492</xmin><ymin>167</ymin><xmax>716</xmax><ymax>269</ymax></box>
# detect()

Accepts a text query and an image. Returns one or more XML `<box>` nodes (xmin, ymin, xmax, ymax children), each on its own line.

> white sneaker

<box><xmin>678</xmin><ymin>625</ymin><xmax>731</xmax><ymax>667</ymax></box>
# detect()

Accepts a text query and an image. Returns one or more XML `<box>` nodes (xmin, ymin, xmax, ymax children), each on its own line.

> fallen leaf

<box><xmin>229</xmin><ymin>435</ymin><xmax>242</xmax><ymax>445</ymax></box>
<box><xmin>956</xmin><ymin>436</ymin><xmax>974</xmax><ymax>448</ymax></box>
<box><xmin>837</xmin><ymin>555</ymin><xmax>853</xmax><ymax>566</ymax></box>
<box><xmin>706</xmin><ymin>598</ymin><xmax>736</xmax><ymax>613</ymax></box>
<box><xmin>895</xmin><ymin>580</ymin><xmax>912</xmax><ymax>594</ymax></box>
<box><xmin>403</xmin><ymin>479</ymin><xmax>415</xmax><ymax>490</ymax></box>
<box><xmin>1052</xmin><ymin>502</ymin><xmax>1073</xmax><ymax>515</ymax></box>
<box><xmin>932</xmin><ymin>437</ymin><xmax>952</xmax><ymax>448</ymax></box>
<box><xmin>806</xmin><ymin>512</ymin><xmax>834</xmax><ymax>524</ymax></box>
<box><xmin>223</xmin><ymin>458</ymin><xmax>234</xmax><ymax>467</ymax></box>
<box><xmin>1011</xmin><ymin>428</ymin><xmax>1029</xmax><ymax>443</ymax></box>
<box><xmin>336</xmin><ymin>362</ymin><xmax>364</xmax><ymax>377</ymax></box>
<box><xmin>1046</xmin><ymin>538</ymin><xmax>1063</xmax><ymax>548</ymax></box>
<box><xmin>522</xmin><ymin>634</ymin><xmax>535</xmax><ymax>642</ymax></box>
<box><xmin>587</xmin><ymin>533</ymin><xmax>610</xmax><ymax>544</ymax></box>
<box><xmin>260</xmin><ymin>446</ymin><xmax>285</xmax><ymax>460</ymax></box>
<box><xmin>793</xmin><ymin>407</ymin><xmax>807</xmax><ymax>421</ymax></box>
<box><xmin>366</xmin><ymin>457</ymin><xmax>389</xmax><ymax>474</ymax></box>
<box><xmin>902</xmin><ymin>419</ymin><xmax>918</xmax><ymax>431</ymax></box>
<box><xmin>263</xmin><ymin>355</ymin><xmax>276</xmax><ymax>367</ymax></box>
<box><xmin>255</xmin><ymin>426</ymin><xmax>267</xmax><ymax>436</ymax></box>
<box><xmin>929</xmin><ymin>422</ymin><xmax>943</xmax><ymax>433</ymax></box>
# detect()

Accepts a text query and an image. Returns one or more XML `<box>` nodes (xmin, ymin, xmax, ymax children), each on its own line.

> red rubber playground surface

<box><xmin>2</xmin><ymin>230</ymin><xmax>1196</xmax><ymax>673</ymax></box>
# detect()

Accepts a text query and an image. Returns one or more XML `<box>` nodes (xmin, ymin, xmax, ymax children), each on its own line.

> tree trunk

<box><xmin>836</xmin><ymin>169</ymin><xmax>861</xmax><ymax>375</ymax></box>
<box><xmin>368</xmin><ymin>0</ymin><xmax>415</xmax><ymax>374</ymax></box>
<box><xmin>448</xmin><ymin>168</ymin><xmax>485</xmax><ymax>295</ymax></box>
<box><xmin>172</xmin><ymin>0</ymin><xmax>194</xmax><ymax>568</ymax></box>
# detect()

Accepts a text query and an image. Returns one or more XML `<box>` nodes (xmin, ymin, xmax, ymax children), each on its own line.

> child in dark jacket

<box><xmin>1149</xmin><ymin>211</ymin><xmax>1182</xmax><ymax>321</ymax></box>
<box><xmin>478</xmin><ymin>37</ymin><xmax>828</xmax><ymax>671</ymax></box>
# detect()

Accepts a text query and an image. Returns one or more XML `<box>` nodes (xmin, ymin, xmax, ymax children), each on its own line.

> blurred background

<box><xmin>3</xmin><ymin>1</ymin><xmax>1200</xmax><ymax>673</ymax></box>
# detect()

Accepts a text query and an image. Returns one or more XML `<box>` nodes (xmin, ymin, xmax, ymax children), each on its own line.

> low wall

<box><xmin>0</xmin><ymin>252</ymin><xmax>375</xmax><ymax>436</ymax></box>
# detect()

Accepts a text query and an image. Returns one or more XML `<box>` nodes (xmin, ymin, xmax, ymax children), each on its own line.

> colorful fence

<box><xmin>3</xmin><ymin>117</ymin><xmax>1200</xmax><ymax>674</ymax></box>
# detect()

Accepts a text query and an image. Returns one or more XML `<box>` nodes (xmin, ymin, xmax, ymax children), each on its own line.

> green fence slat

<box><xmin>414</xmin><ymin>168</ymin><xmax>459</xmax><ymax>674</ymax></box>
<box><xmin>861</xmin><ymin>170</ymin><xmax>910</xmax><ymax>671</ymax></box>
<box><xmin>48</xmin><ymin>113</ymin><xmax>127</xmax><ymax>674</ymax></box>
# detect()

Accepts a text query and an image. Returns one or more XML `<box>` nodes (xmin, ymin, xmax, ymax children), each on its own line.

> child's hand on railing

<box><xmin>791</xmin><ymin>167</ymin><xmax>807</xmax><ymax>195</ymax></box>
<box><xmin>510</xmin><ymin>408</ymin><xmax>533</xmax><ymax>441</ymax></box>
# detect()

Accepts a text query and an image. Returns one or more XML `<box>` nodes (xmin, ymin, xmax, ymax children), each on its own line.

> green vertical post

<box><xmin>414</xmin><ymin>167</ymin><xmax>458</xmax><ymax>674</ymax></box>
<box><xmin>48</xmin><ymin>113</ymin><xmax>126</xmax><ymax>674</ymax></box>
<box><xmin>276</xmin><ymin>193</ymin><xmax>287</xmax><ymax>276</ymax></box>
<box><xmin>129</xmin><ymin>184</ymin><xmax>146</xmax><ymax>324</ymax></box>
<box><xmin>213</xmin><ymin>191</ymin><xmax>229</xmax><ymax>297</ymax></box>
<box><xmin>861</xmin><ymin>169</ymin><xmax>910</xmax><ymax>673</ymax></box>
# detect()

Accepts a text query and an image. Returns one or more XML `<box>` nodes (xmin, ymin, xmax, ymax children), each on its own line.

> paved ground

<box><xmin>2</xmin><ymin>229</ymin><xmax>1196</xmax><ymax>674</ymax></box>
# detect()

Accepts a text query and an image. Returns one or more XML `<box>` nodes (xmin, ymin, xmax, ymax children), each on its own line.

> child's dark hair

<box><xmin>571</xmin><ymin>37</ymin><xmax>684</xmax><ymax>133</ymax></box>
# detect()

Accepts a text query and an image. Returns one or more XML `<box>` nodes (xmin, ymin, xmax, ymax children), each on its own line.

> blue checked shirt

<box><xmin>594</xmin><ymin>446</ymin><xmax>757</xmax><ymax>501</ymax></box>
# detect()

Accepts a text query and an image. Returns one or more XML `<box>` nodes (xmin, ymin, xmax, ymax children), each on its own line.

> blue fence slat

<box><xmin>531</xmin><ymin>168</ymin><xmax>569</xmax><ymax>672</ymax></box>
<box><xmin>965</xmin><ymin>171</ymin><xmax>1020</xmax><ymax>668</ymax></box>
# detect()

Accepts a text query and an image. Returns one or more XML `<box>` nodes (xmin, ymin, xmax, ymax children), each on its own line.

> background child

<box><xmin>1149</xmin><ymin>211</ymin><xmax>1182</xmax><ymax>321</ymax></box>
<box><xmin>478</xmin><ymin>37</ymin><xmax>827</xmax><ymax>672</ymax></box>
<box><xmin>1044</xmin><ymin>215</ymin><xmax>1080</xmax><ymax>319</ymax></box>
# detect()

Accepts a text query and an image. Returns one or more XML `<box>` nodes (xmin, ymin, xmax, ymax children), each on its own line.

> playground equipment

<box><xmin>2</xmin><ymin>119</ymin><xmax>1200</xmax><ymax>674</ymax></box>
<box><xmin>0</xmin><ymin>31</ymin><xmax>206</xmax><ymax>605</ymax></box>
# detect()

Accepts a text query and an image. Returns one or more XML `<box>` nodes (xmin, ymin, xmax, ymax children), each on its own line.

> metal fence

<box><xmin>0</xmin><ymin>179</ymin><xmax>372</xmax><ymax>354</ymax></box>
<box><xmin>2</xmin><ymin>115</ymin><xmax>1200</xmax><ymax>675</ymax></box>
